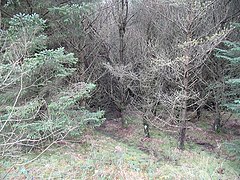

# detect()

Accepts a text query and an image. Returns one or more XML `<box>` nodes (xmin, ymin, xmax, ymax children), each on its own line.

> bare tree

<box><xmin>97</xmin><ymin>0</ymin><xmax>132</xmax><ymax>127</ymax></box>
<box><xmin>125</xmin><ymin>0</ymin><xmax>231</xmax><ymax>149</ymax></box>
<box><xmin>159</xmin><ymin>0</ymin><xmax>230</xmax><ymax>149</ymax></box>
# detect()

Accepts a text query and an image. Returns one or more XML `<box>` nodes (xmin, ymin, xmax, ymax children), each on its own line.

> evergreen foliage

<box><xmin>215</xmin><ymin>23</ymin><xmax>240</xmax><ymax>115</ymax></box>
<box><xmin>0</xmin><ymin>13</ymin><xmax>104</xmax><ymax>153</ymax></box>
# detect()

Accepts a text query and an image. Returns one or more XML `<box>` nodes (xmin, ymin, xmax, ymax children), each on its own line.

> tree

<box><xmin>215</xmin><ymin>23</ymin><xmax>240</xmax><ymax>117</ymax></box>
<box><xmin>129</xmin><ymin>0</ymin><xmax>230</xmax><ymax>149</ymax></box>
<box><xmin>0</xmin><ymin>13</ymin><xmax>104</xmax><ymax>156</ymax></box>
<box><xmin>100</xmin><ymin>0</ymin><xmax>132</xmax><ymax>128</ymax></box>
<box><xmin>164</xmin><ymin>1</ymin><xmax>229</xmax><ymax>150</ymax></box>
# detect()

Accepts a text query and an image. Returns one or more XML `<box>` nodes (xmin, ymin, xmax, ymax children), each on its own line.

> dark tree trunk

<box><xmin>178</xmin><ymin>90</ymin><xmax>188</xmax><ymax>150</ymax></box>
<box><xmin>117</xmin><ymin>0</ymin><xmax>129</xmax><ymax>128</ymax></box>
<box><xmin>212</xmin><ymin>87</ymin><xmax>222</xmax><ymax>132</ymax></box>
<box><xmin>119</xmin><ymin>29</ymin><xmax>125</xmax><ymax>64</ymax></box>
<box><xmin>213</xmin><ymin>101</ymin><xmax>221</xmax><ymax>132</ymax></box>
<box><xmin>178</xmin><ymin>120</ymin><xmax>187</xmax><ymax>150</ymax></box>
<box><xmin>196</xmin><ymin>107</ymin><xmax>201</xmax><ymax>121</ymax></box>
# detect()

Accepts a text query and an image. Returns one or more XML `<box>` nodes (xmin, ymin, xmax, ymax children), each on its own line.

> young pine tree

<box><xmin>0</xmin><ymin>13</ymin><xmax>104</xmax><ymax>155</ymax></box>
<box><xmin>215</xmin><ymin>23</ymin><xmax>240</xmax><ymax>117</ymax></box>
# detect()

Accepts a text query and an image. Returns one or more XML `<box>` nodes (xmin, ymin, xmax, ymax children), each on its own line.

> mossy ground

<box><xmin>1</xmin><ymin>112</ymin><xmax>239</xmax><ymax>179</ymax></box>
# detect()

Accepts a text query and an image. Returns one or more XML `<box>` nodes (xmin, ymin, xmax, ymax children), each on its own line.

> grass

<box><xmin>0</xmin><ymin>116</ymin><xmax>240</xmax><ymax>179</ymax></box>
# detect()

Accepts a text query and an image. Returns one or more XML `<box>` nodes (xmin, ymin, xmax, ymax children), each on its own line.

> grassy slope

<box><xmin>0</xmin><ymin>116</ymin><xmax>240</xmax><ymax>179</ymax></box>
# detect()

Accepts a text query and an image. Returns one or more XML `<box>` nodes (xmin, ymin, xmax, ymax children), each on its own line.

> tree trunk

<box><xmin>178</xmin><ymin>33</ymin><xmax>191</xmax><ymax>150</ymax></box>
<box><xmin>143</xmin><ymin>118</ymin><xmax>150</xmax><ymax>138</ymax></box>
<box><xmin>121</xmin><ymin>109</ymin><xmax>128</xmax><ymax>128</ymax></box>
<box><xmin>118</xmin><ymin>0</ymin><xmax>128</xmax><ymax>65</ymax></box>
<box><xmin>178</xmin><ymin>82</ymin><xmax>188</xmax><ymax>150</ymax></box>
<box><xmin>119</xmin><ymin>29</ymin><xmax>124</xmax><ymax>64</ymax></box>
<box><xmin>213</xmin><ymin>101</ymin><xmax>221</xmax><ymax>132</ymax></box>
<box><xmin>196</xmin><ymin>107</ymin><xmax>201</xmax><ymax>121</ymax></box>
<box><xmin>178</xmin><ymin>119</ymin><xmax>187</xmax><ymax>150</ymax></box>
<box><xmin>118</xmin><ymin>0</ymin><xmax>128</xmax><ymax>128</ymax></box>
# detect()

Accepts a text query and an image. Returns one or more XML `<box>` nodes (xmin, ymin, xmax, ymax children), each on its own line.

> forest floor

<box><xmin>0</xmin><ymin>111</ymin><xmax>240</xmax><ymax>179</ymax></box>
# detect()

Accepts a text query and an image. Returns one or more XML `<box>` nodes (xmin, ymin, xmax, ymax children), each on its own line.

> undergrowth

<box><xmin>1</xmin><ymin>126</ymin><xmax>239</xmax><ymax>179</ymax></box>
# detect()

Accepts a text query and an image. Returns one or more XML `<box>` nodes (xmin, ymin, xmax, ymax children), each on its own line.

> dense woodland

<box><xmin>0</xmin><ymin>0</ymin><xmax>240</xmax><ymax>179</ymax></box>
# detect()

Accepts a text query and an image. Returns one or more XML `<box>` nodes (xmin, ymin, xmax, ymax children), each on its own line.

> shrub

<box><xmin>0</xmin><ymin>13</ymin><xmax>104</xmax><ymax>155</ymax></box>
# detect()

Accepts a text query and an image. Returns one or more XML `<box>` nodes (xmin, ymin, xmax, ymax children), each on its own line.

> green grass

<box><xmin>0</xmin><ymin>118</ymin><xmax>239</xmax><ymax>179</ymax></box>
